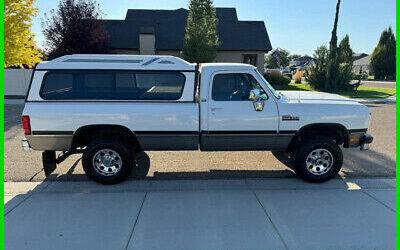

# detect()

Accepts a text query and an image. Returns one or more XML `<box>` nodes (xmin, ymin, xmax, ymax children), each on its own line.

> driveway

<box><xmin>5</xmin><ymin>102</ymin><xmax>396</xmax><ymax>182</ymax></box>
<box><xmin>4</xmin><ymin>178</ymin><xmax>396</xmax><ymax>250</ymax></box>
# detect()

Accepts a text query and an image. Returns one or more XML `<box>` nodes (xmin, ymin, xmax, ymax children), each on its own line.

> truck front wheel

<box><xmin>82</xmin><ymin>138</ymin><xmax>134</xmax><ymax>184</ymax></box>
<box><xmin>293</xmin><ymin>136</ymin><xmax>343</xmax><ymax>183</ymax></box>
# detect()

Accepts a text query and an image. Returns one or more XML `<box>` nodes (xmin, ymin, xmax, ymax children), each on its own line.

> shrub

<box><xmin>306</xmin><ymin>46</ymin><xmax>357</xmax><ymax>92</ymax></box>
<box><xmin>294</xmin><ymin>75</ymin><xmax>301</xmax><ymax>84</ymax></box>
<box><xmin>293</xmin><ymin>71</ymin><xmax>304</xmax><ymax>83</ymax></box>
<box><xmin>263</xmin><ymin>70</ymin><xmax>290</xmax><ymax>88</ymax></box>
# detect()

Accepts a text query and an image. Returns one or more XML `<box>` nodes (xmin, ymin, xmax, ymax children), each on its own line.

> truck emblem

<box><xmin>282</xmin><ymin>115</ymin><xmax>300</xmax><ymax>121</ymax></box>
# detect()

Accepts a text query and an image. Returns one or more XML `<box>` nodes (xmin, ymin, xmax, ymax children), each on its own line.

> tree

<box><xmin>307</xmin><ymin>0</ymin><xmax>356</xmax><ymax>92</ymax></box>
<box><xmin>288</xmin><ymin>54</ymin><xmax>301</xmax><ymax>61</ymax></box>
<box><xmin>42</xmin><ymin>0</ymin><xmax>108</xmax><ymax>59</ymax></box>
<box><xmin>264</xmin><ymin>49</ymin><xmax>290</xmax><ymax>68</ymax></box>
<box><xmin>183</xmin><ymin>0</ymin><xmax>220</xmax><ymax>63</ymax></box>
<box><xmin>5</xmin><ymin>0</ymin><xmax>42</xmax><ymax>67</ymax></box>
<box><xmin>371</xmin><ymin>27</ymin><xmax>396</xmax><ymax>79</ymax></box>
<box><xmin>325</xmin><ymin>0</ymin><xmax>341</xmax><ymax>92</ymax></box>
<box><xmin>338</xmin><ymin>34</ymin><xmax>353</xmax><ymax>64</ymax></box>
<box><xmin>307</xmin><ymin>0</ymin><xmax>355</xmax><ymax>92</ymax></box>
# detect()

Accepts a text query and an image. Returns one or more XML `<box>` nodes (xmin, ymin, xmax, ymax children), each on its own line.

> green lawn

<box><xmin>274</xmin><ymin>83</ymin><xmax>396</xmax><ymax>98</ymax></box>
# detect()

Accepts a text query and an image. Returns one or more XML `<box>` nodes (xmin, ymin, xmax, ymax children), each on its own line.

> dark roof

<box><xmin>101</xmin><ymin>8</ymin><xmax>271</xmax><ymax>52</ymax></box>
<box><xmin>353</xmin><ymin>53</ymin><xmax>369</xmax><ymax>61</ymax></box>
<box><xmin>292</xmin><ymin>56</ymin><xmax>314</xmax><ymax>62</ymax></box>
<box><xmin>353</xmin><ymin>55</ymin><xmax>371</xmax><ymax>66</ymax></box>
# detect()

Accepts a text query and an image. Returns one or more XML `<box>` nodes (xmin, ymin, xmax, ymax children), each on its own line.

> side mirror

<box><xmin>249</xmin><ymin>89</ymin><xmax>264</xmax><ymax>111</ymax></box>
<box><xmin>253</xmin><ymin>100</ymin><xmax>264</xmax><ymax>111</ymax></box>
<box><xmin>249</xmin><ymin>89</ymin><xmax>261</xmax><ymax>101</ymax></box>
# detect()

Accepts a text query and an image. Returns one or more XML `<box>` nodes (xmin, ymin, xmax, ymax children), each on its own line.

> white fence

<box><xmin>4</xmin><ymin>69</ymin><xmax>33</xmax><ymax>98</ymax></box>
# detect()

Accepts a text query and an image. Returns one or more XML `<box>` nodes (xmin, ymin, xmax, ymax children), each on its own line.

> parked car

<box><xmin>21</xmin><ymin>55</ymin><xmax>373</xmax><ymax>184</ymax></box>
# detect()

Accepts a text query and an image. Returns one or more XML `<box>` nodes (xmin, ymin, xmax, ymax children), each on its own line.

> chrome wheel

<box><xmin>92</xmin><ymin>149</ymin><xmax>122</xmax><ymax>176</ymax></box>
<box><xmin>305</xmin><ymin>148</ymin><xmax>333</xmax><ymax>175</ymax></box>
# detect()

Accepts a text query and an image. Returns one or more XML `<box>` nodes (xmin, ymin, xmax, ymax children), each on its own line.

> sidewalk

<box><xmin>4</xmin><ymin>178</ymin><xmax>395</xmax><ymax>250</ymax></box>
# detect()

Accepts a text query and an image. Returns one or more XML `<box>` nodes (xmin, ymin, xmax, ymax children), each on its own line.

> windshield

<box><xmin>255</xmin><ymin>70</ymin><xmax>281</xmax><ymax>99</ymax></box>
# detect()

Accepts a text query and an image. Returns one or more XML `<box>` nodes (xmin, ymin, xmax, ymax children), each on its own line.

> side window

<box><xmin>40</xmin><ymin>71</ymin><xmax>185</xmax><ymax>100</ymax></box>
<box><xmin>135</xmin><ymin>72</ymin><xmax>185</xmax><ymax>100</ymax></box>
<box><xmin>83</xmin><ymin>73</ymin><xmax>114</xmax><ymax>92</ymax></box>
<box><xmin>41</xmin><ymin>73</ymin><xmax>74</xmax><ymax>99</ymax></box>
<box><xmin>212</xmin><ymin>73</ymin><xmax>266</xmax><ymax>101</ymax></box>
<box><xmin>81</xmin><ymin>73</ymin><xmax>114</xmax><ymax>98</ymax></box>
<box><xmin>245</xmin><ymin>74</ymin><xmax>268</xmax><ymax>100</ymax></box>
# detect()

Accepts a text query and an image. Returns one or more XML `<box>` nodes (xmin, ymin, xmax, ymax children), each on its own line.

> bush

<box><xmin>263</xmin><ymin>70</ymin><xmax>291</xmax><ymax>88</ymax></box>
<box><xmin>307</xmin><ymin>62</ymin><xmax>357</xmax><ymax>91</ymax></box>
<box><xmin>306</xmin><ymin>46</ymin><xmax>357</xmax><ymax>92</ymax></box>
<box><xmin>294</xmin><ymin>71</ymin><xmax>304</xmax><ymax>83</ymax></box>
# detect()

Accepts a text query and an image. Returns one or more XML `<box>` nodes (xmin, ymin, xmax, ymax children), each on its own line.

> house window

<box><xmin>243</xmin><ymin>54</ymin><xmax>258</xmax><ymax>67</ymax></box>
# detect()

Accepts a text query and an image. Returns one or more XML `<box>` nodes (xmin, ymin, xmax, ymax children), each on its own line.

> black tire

<box><xmin>82</xmin><ymin>138</ymin><xmax>134</xmax><ymax>184</ymax></box>
<box><xmin>293</xmin><ymin>136</ymin><xmax>343</xmax><ymax>183</ymax></box>
<box><xmin>133</xmin><ymin>151</ymin><xmax>150</xmax><ymax>179</ymax></box>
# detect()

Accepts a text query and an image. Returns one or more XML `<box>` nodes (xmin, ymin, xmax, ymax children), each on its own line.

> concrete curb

<box><xmin>4</xmin><ymin>177</ymin><xmax>396</xmax><ymax>195</ymax></box>
<box><xmin>353</xmin><ymin>95</ymin><xmax>396</xmax><ymax>104</ymax></box>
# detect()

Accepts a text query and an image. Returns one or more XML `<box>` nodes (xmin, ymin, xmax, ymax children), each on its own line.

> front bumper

<box><xmin>359</xmin><ymin>133</ymin><xmax>373</xmax><ymax>151</ymax></box>
<box><xmin>348</xmin><ymin>132</ymin><xmax>373</xmax><ymax>151</ymax></box>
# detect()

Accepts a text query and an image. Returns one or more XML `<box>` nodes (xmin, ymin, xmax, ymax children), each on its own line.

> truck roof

<box><xmin>35</xmin><ymin>54</ymin><xmax>196</xmax><ymax>71</ymax></box>
<box><xmin>199</xmin><ymin>63</ymin><xmax>256</xmax><ymax>72</ymax></box>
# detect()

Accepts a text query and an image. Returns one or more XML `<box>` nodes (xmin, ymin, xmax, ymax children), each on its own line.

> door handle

<box><xmin>210</xmin><ymin>108</ymin><xmax>223</xmax><ymax>112</ymax></box>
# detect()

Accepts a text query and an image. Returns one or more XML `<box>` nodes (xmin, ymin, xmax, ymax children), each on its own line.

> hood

<box><xmin>278</xmin><ymin>91</ymin><xmax>357</xmax><ymax>103</ymax></box>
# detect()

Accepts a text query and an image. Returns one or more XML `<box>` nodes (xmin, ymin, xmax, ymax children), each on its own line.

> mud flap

<box><xmin>42</xmin><ymin>151</ymin><xmax>57</xmax><ymax>177</ymax></box>
<box><xmin>133</xmin><ymin>151</ymin><xmax>150</xmax><ymax>179</ymax></box>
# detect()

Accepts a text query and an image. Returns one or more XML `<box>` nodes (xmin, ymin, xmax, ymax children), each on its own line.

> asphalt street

<box><xmin>4</xmin><ymin>102</ymin><xmax>396</xmax><ymax>182</ymax></box>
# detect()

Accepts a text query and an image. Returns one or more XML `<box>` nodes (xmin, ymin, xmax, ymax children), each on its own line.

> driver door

<box><xmin>200</xmin><ymin>70</ymin><xmax>279</xmax><ymax>151</ymax></box>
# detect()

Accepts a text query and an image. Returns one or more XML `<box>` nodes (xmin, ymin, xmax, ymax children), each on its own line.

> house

<box><xmin>289</xmin><ymin>56</ymin><xmax>315</xmax><ymax>72</ymax></box>
<box><xmin>101</xmin><ymin>8</ymin><xmax>272</xmax><ymax>72</ymax></box>
<box><xmin>353</xmin><ymin>54</ymin><xmax>372</xmax><ymax>75</ymax></box>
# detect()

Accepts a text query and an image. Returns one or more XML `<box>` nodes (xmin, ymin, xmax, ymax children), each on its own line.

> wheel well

<box><xmin>71</xmin><ymin>125</ymin><xmax>142</xmax><ymax>152</ymax></box>
<box><xmin>288</xmin><ymin>123</ymin><xmax>349</xmax><ymax>151</ymax></box>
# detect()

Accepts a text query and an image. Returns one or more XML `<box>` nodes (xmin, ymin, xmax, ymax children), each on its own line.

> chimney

<box><xmin>139</xmin><ymin>27</ymin><xmax>155</xmax><ymax>55</ymax></box>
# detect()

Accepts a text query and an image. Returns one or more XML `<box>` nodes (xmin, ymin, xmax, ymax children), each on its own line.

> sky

<box><xmin>32</xmin><ymin>0</ymin><xmax>396</xmax><ymax>56</ymax></box>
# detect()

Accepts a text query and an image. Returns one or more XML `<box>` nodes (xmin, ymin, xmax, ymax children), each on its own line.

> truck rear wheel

<box><xmin>82</xmin><ymin>138</ymin><xmax>134</xmax><ymax>184</ymax></box>
<box><xmin>293</xmin><ymin>136</ymin><xmax>343</xmax><ymax>183</ymax></box>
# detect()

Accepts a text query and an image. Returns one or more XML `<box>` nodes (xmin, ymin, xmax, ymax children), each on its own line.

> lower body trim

<box><xmin>200</xmin><ymin>134</ymin><xmax>294</xmax><ymax>151</ymax></box>
<box><xmin>136</xmin><ymin>134</ymin><xmax>198</xmax><ymax>150</ymax></box>
<box><xmin>25</xmin><ymin>135</ymin><xmax>73</xmax><ymax>151</ymax></box>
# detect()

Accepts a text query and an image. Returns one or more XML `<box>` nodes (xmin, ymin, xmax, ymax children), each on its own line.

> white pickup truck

<box><xmin>22</xmin><ymin>54</ymin><xmax>373</xmax><ymax>184</ymax></box>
